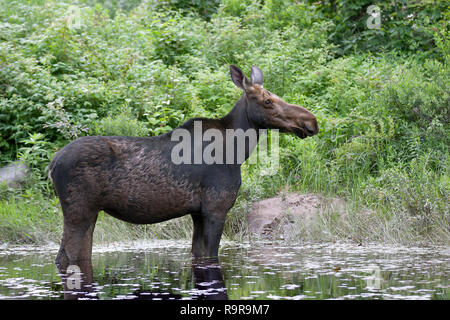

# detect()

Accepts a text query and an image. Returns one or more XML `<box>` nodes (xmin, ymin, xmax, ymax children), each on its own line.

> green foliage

<box><xmin>16</xmin><ymin>133</ymin><xmax>54</xmax><ymax>193</ymax></box>
<box><xmin>311</xmin><ymin>0</ymin><xmax>449</xmax><ymax>57</ymax></box>
<box><xmin>361</xmin><ymin>155</ymin><xmax>450</xmax><ymax>238</ymax></box>
<box><xmin>93</xmin><ymin>111</ymin><xmax>149</xmax><ymax>137</ymax></box>
<box><xmin>155</xmin><ymin>0</ymin><xmax>221</xmax><ymax>20</ymax></box>
<box><xmin>0</xmin><ymin>0</ymin><xmax>448</xmax><ymax>243</ymax></box>
<box><xmin>0</xmin><ymin>192</ymin><xmax>61</xmax><ymax>243</ymax></box>
<box><xmin>17</xmin><ymin>133</ymin><xmax>51</xmax><ymax>173</ymax></box>
<box><xmin>376</xmin><ymin>59</ymin><xmax>449</xmax><ymax>163</ymax></box>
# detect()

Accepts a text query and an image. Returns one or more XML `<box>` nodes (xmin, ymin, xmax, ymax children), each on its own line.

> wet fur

<box><xmin>50</xmin><ymin>132</ymin><xmax>239</xmax><ymax>225</ymax></box>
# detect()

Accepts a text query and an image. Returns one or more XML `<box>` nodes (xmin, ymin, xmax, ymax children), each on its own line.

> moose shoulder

<box><xmin>50</xmin><ymin>65</ymin><xmax>319</xmax><ymax>273</ymax></box>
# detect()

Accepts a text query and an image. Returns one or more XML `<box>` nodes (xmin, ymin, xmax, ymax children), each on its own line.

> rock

<box><xmin>247</xmin><ymin>197</ymin><xmax>283</xmax><ymax>234</ymax></box>
<box><xmin>0</xmin><ymin>161</ymin><xmax>30</xmax><ymax>188</ymax></box>
<box><xmin>247</xmin><ymin>193</ymin><xmax>347</xmax><ymax>237</ymax></box>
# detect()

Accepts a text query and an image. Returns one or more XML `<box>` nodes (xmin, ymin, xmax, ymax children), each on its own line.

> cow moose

<box><xmin>49</xmin><ymin>65</ymin><xmax>319</xmax><ymax>276</ymax></box>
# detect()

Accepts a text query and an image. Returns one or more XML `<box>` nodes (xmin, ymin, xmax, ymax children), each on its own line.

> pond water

<box><xmin>0</xmin><ymin>240</ymin><xmax>448</xmax><ymax>300</ymax></box>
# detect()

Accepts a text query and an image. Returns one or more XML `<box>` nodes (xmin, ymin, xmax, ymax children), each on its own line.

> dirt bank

<box><xmin>247</xmin><ymin>193</ymin><xmax>347</xmax><ymax>238</ymax></box>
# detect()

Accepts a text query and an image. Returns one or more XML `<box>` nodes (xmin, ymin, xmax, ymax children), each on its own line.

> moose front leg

<box><xmin>191</xmin><ymin>214</ymin><xmax>205</xmax><ymax>258</ymax></box>
<box><xmin>203</xmin><ymin>213</ymin><xmax>226</xmax><ymax>258</ymax></box>
<box><xmin>191</xmin><ymin>212</ymin><xmax>226</xmax><ymax>258</ymax></box>
<box><xmin>191</xmin><ymin>186</ymin><xmax>238</xmax><ymax>258</ymax></box>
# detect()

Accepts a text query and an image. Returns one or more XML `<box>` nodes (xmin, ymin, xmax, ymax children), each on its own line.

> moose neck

<box><xmin>220</xmin><ymin>94</ymin><xmax>262</xmax><ymax>164</ymax></box>
<box><xmin>222</xmin><ymin>95</ymin><xmax>261</xmax><ymax>131</ymax></box>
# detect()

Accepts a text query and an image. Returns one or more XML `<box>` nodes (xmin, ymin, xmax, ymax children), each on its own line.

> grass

<box><xmin>0</xmin><ymin>189</ymin><xmax>61</xmax><ymax>244</ymax></box>
<box><xmin>1</xmin><ymin>152</ymin><xmax>448</xmax><ymax>247</ymax></box>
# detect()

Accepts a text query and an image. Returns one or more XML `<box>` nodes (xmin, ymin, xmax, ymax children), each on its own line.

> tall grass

<box><xmin>0</xmin><ymin>189</ymin><xmax>61</xmax><ymax>243</ymax></box>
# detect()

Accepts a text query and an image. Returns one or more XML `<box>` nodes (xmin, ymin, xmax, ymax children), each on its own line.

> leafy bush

<box><xmin>16</xmin><ymin>133</ymin><xmax>54</xmax><ymax>193</ymax></box>
<box><xmin>0</xmin><ymin>0</ymin><xmax>448</xmax><ymax>243</ymax></box>
<box><xmin>312</xmin><ymin>0</ymin><xmax>449</xmax><ymax>57</ymax></box>
<box><xmin>361</xmin><ymin>155</ymin><xmax>450</xmax><ymax>238</ymax></box>
<box><xmin>93</xmin><ymin>111</ymin><xmax>149</xmax><ymax>137</ymax></box>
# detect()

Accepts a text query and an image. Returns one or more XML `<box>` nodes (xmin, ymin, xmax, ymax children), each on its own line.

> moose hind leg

<box><xmin>55</xmin><ymin>206</ymin><xmax>98</xmax><ymax>281</ymax></box>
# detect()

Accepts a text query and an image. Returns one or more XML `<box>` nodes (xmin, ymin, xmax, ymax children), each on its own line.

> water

<box><xmin>0</xmin><ymin>240</ymin><xmax>448</xmax><ymax>300</ymax></box>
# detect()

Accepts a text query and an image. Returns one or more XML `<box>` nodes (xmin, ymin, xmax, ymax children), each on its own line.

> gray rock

<box><xmin>0</xmin><ymin>161</ymin><xmax>31</xmax><ymax>188</ymax></box>
<box><xmin>247</xmin><ymin>193</ymin><xmax>347</xmax><ymax>237</ymax></box>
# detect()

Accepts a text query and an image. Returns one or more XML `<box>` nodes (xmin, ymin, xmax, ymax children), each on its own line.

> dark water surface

<box><xmin>0</xmin><ymin>241</ymin><xmax>448</xmax><ymax>300</ymax></box>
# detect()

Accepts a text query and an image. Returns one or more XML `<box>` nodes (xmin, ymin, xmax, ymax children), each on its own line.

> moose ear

<box><xmin>250</xmin><ymin>66</ymin><xmax>264</xmax><ymax>85</ymax></box>
<box><xmin>230</xmin><ymin>65</ymin><xmax>251</xmax><ymax>91</ymax></box>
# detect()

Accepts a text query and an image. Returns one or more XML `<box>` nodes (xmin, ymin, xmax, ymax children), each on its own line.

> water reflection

<box><xmin>191</xmin><ymin>258</ymin><xmax>228</xmax><ymax>300</ymax></box>
<box><xmin>58</xmin><ymin>260</ymin><xmax>95</xmax><ymax>300</ymax></box>
<box><xmin>0</xmin><ymin>241</ymin><xmax>448</xmax><ymax>300</ymax></box>
<box><xmin>58</xmin><ymin>256</ymin><xmax>227</xmax><ymax>300</ymax></box>
<box><xmin>105</xmin><ymin>260</ymin><xmax>228</xmax><ymax>300</ymax></box>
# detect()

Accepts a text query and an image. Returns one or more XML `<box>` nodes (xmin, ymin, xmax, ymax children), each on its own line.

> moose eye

<box><xmin>264</xmin><ymin>99</ymin><xmax>272</xmax><ymax>105</ymax></box>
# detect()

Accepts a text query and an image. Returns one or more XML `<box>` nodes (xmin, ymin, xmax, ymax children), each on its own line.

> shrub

<box><xmin>93</xmin><ymin>111</ymin><xmax>149</xmax><ymax>137</ymax></box>
<box><xmin>361</xmin><ymin>155</ymin><xmax>450</xmax><ymax>238</ymax></box>
<box><xmin>312</xmin><ymin>0</ymin><xmax>449</xmax><ymax>57</ymax></box>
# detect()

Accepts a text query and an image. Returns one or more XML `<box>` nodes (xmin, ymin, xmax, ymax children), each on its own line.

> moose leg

<box><xmin>192</xmin><ymin>187</ymin><xmax>238</xmax><ymax>258</ymax></box>
<box><xmin>203</xmin><ymin>214</ymin><xmax>226</xmax><ymax>258</ymax></box>
<box><xmin>55</xmin><ymin>206</ymin><xmax>98</xmax><ymax>298</ymax></box>
<box><xmin>56</xmin><ymin>215</ymin><xmax>97</xmax><ymax>270</ymax></box>
<box><xmin>191</xmin><ymin>214</ymin><xmax>205</xmax><ymax>258</ymax></box>
<box><xmin>191</xmin><ymin>212</ymin><xmax>226</xmax><ymax>258</ymax></box>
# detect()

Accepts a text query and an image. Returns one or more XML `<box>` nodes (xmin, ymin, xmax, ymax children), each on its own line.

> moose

<box><xmin>49</xmin><ymin>65</ymin><xmax>319</xmax><ymax>277</ymax></box>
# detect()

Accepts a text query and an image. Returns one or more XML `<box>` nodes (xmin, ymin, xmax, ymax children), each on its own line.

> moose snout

<box><xmin>288</xmin><ymin>104</ymin><xmax>319</xmax><ymax>137</ymax></box>
<box><xmin>304</xmin><ymin>118</ymin><xmax>319</xmax><ymax>136</ymax></box>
